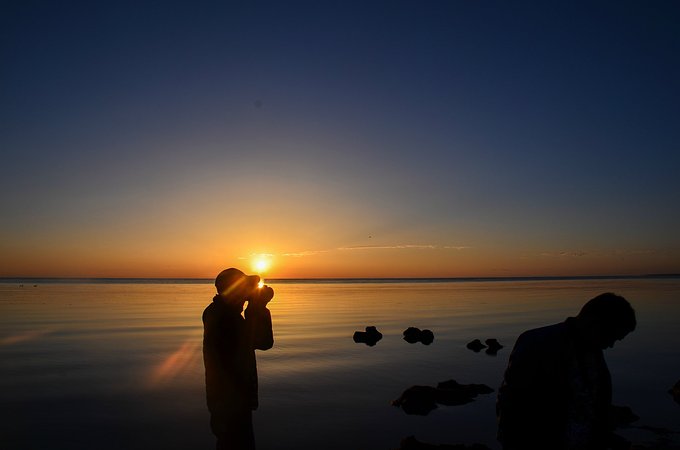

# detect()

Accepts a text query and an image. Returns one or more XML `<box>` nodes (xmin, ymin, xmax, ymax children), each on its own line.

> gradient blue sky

<box><xmin>1</xmin><ymin>1</ymin><xmax>679</xmax><ymax>277</ymax></box>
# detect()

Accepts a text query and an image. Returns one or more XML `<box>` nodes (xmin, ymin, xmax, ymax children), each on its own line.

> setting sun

<box><xmin>252</xmin><ymin>255</ymin><xmax>271</xmax><ymax>274</ymax></box>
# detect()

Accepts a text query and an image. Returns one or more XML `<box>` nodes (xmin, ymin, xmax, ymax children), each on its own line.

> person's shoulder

<box><xmin>516</xmin><ymin>321</ymin><xmax>570</xmax><ymax>349</ymax></box>
<box><xmin>202</xmin><ymin>298</ymin><xmax>221</xmax><ymax>322</ymax></box>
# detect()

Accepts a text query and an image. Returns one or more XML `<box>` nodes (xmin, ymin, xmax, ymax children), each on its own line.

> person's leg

<box><xmin>229</xmin><ymin>410</ymin><xmax>254</xmax><ymax>450</ymax></box>
<box><xmin>210</xmin><ymin>408</ymin><xmax>229</xmax><ymax>450</ymax></box>
<box><xmin>241</xmin><ymin>411</ymin><xmax>255</xmax><ymax>450</ymax></box>
<box><xmin>211</xmin><ymin>408</ymin><xmax>255</xmax><ymax>450</ymax></box>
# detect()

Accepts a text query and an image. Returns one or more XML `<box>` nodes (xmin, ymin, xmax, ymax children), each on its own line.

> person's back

<box><xmin>203</xmin><ymin>297</ymin><xmax>260</xmax><ymax>412</ymax></box>
<box><xmin>496</xmin><ymin>293</ymin><xmax>635</xmax><ymax>450</ymax></box>
<box><xmin>203</xmin><ymin>268</ymin><xmax>274</xmax><ymax>450</ymax></box>
<box><xmin>497</xmin><ymin>321</ymin><xmax>572</xmax><ymax>448</ymax></box>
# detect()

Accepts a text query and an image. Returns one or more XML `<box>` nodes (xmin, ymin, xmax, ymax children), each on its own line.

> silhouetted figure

<box><xmin>497</xmin><ymin>293</ymin><xmax>636</xmax><ymax>450</ymax></box>
<box><xmin>203</xmin><ymin>268</ymin><xmax>274</xmax><ymax>450</ymax></box>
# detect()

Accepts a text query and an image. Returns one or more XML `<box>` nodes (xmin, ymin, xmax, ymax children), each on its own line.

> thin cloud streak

<box><xmin>282</xmin><ymin>250</ymin><xmax>331</xmax><ymax>258</ymax></box>
<box><xmin>337</xmin><ymin>244</ymin><xmax>437</xmax><ymax>251</ymax></box>
<box><xmin>539</xmin><ymin>249</ymin><xmax>657</xmax><ymax>258</ymax></box>
<box><xmin>240</xmin><ymin>244</ymin><xmax>471</xmax><ymax>261</ymax></box>
<box><xmin>277</xmin><ymin>244</ymin><xmax>471</xmax><ymax>258</ymax></box>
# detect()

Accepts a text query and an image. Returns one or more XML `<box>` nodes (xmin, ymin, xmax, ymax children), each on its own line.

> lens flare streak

<box><xmin>0</xmin><ymin>329</ymin><xmax>54</xmax><ymax>346</ymax></box>
<box><xmin>149</xmin><ymin>338</ymin><xmax>202</xmax><ymax>387</ymax></box>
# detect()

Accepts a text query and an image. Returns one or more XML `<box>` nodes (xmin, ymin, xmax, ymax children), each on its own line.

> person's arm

<box><xmin>245</xmin><ymin>286</ymin><xmax>274</xmax><ymax>350</ymax></box>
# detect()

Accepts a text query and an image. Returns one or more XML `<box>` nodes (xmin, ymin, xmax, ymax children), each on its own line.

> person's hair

<box><xmin>578</xmin><ymin>292</ymin><xmax>636</xmax><ymax>336</ymax></box>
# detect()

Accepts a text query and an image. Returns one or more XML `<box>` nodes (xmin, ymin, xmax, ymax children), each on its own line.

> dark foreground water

<box><xmin>1</xmin><ymin>279</ymin><xmax>679</xmax><ymax>449</ymax></box>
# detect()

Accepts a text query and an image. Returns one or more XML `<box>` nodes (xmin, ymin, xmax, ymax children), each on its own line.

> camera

<box><xmin>249</xmin><ymin>285</ymin><xmax>274</xmax><ymax>306</ymax></box>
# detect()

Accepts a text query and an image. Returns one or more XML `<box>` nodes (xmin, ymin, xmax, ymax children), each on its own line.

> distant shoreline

<box><xmin>1</xmin><ymin>274</ymin><xmax>679</xmax><ymax>285</ymax></box>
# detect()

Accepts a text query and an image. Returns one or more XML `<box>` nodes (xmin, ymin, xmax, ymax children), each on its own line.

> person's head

<box><xmin>214</xmin><ymin>268</ymin><xmax>260</xmax><ymax>306</ymax></box>
<box><xmin>576</xmin><ymin>292</ymin><xmax>636</xmax><ymax>349</ymax></box>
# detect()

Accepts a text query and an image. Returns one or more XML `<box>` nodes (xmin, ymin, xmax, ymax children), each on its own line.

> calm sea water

<box><xmin>1</xmin><ymin>279</ymin><xmax>679</xmax><ymax>449</ymax></box>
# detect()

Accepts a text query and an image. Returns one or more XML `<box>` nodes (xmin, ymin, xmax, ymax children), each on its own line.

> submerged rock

<box><xmin>485</xmin><ymin>338</ymin><xmax>503</xmax><ymax>355</ymax></box>
<box><xmin>353</xmin><ymin>326</ymin><xmax>383</xmax><ymax>346</ymax></box>
<box><xmin>420</xmin><ymin>329</ymin><xmax>434</xmax><ymax>345</ymax></box>
<box><xmin>392</xmin><ymin>385</ymin><xmax>439</xmax><ymax>415</ymax></box>
<box><xmin>485</xmin><ymin>338</ymin><xmax>503</xmax><ymax>350</ymax></box>
<box><xmin>670</xmin><ymin>379</ymin><xmax>680</xmax><ymax>405</ymax></box>
<box><xmin>403</xmin><ymin>327</ymin><xmax>435</xmax><ymax>345</ymax></box>
<box><xmin>403</xmin><ymin>327</ymin><xmax>422</xmax><ymax>344</ymax></box>
<box><xmin>398</xmin><ymin>435</ymin><xmax>491</xmax><ymax>450</ymax></box>
<box><xmin>630</xmin><ymin>444</ymin><xmax>680</xmax><ymax>450</ymax></box>
<box><xmin>466</xmin><ymin>339</ymin><xmax>486</xmax><ymax>352</ymax></box>
<box><xmin>393</xmin><ymin>379</ymin><xmax>494</xmax><ymax>415</ymax></box>
<box><xmin>437</xmin><ymin>379</ymin><xmax>494</xmax><ymax>396</ymax></box>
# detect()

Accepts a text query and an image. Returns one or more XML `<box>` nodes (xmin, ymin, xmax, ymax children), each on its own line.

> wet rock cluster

<box><xmin>403</xmin><ymin>327</ymin><xmax>434</xmax><ymax>345</ymax></box>
<box><xmin>353</xmin><ymin>326</ymin><xmax>383</xmax><ymax>346</ymax></box>
<box><xmin>392</xmin><ymin>379</ymin><xmax>494</xmax><ymax>416</ymax></box>
<box><xmin>350</xmin><ymin>327</ymin><xmax>506</xmax><ymax>447</ymax></box>
<box><xmin>352</xmin><ymin>326</ymin><xmax>435</xmax><ymax>346</ymax></box>
<box><xmin>466</xmin><ymin>338</ymin><xmax>503</xmax><ymax>355</ymax></box>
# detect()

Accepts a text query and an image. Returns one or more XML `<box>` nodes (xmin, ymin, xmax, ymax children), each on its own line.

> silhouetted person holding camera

<box><xmin>497</xmin><ymin>293</ymin><xmax>636</xmax><ymax>450</ymax></box>
<box><xmin>203</xmin><ymin>268</ymin><xmax>274</xmax><ymax>450</ymax></box>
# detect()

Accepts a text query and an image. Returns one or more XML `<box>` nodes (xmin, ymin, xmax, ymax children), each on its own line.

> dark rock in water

<box><xmin>610</xmin><ymin>405</ymin><xmax>639</xmax><ymax>427</ymax></box>
<box><xmin>365</xmin><ymin>326</ymin><xmax>382</xmax><ymax>338</ymax></box>
<box><xmin>392</xmin><ymin>385</ymin><xmax>438</xmax><ymax>415</ymax></box>
<box><xmin>393</xmin><ymin>379</ymin><xmax>494</xmax><ymax>415</ymax></box>
<box><xmin>398</xmin><ymin>435</ymin><xmax>491</xmax><ymax>450</ymax></box>
<box><xmin>437</xmin><ymin>379</ymin><xmax>494</xmax><ymax>396</ymax></box>
<box><xmin>433</xmin><ymin>388</ymin><xmax>477</xmax><ymax>407</ymax></box>
<box><xmin>353</xmin><ymin>326</ymin><xmax>383</xmax><ymax>346</ymax></box>
<box><xmin>484</xmin><ymin>339</ymin><xmax>503</xmax><ymax>356</ymax></box>
<box><xmin>485</xmin><ymin>338</ymin><xmax>503</xmax><ymax>350</ymax></box>
<box><xmin>403</xmin><ymin>327</ymin><xmax>435</xmax><ymax>345</ymax></box>
<box><xmin>403</xmin><ymin>327</ymin><xmax>422</xmax><ymax>343</ymax></box>
<box><xmin>466</xmin><ymin>339</ymin><xmax>486</xmax><ymax>352</ymax></box>
<box><xmin>420</xmin><ymin>329</ymin><xmax>434</xmax><ymax>345</ymax></box>
<box><xmin>670</xmin><ymin>379</ymin><xmax>680</xmax><ymax>405</ymax></box>
<box><xmin>629</xmin><ymin>444</ymin><xmax>680</xmax><ymax>450</ymax></box>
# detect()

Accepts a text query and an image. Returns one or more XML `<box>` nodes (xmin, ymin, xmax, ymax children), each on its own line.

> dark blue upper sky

<box><xmin>2</xmin><ymin>0</ymin><xmax>679</xmax><ymax>277</ymax></box>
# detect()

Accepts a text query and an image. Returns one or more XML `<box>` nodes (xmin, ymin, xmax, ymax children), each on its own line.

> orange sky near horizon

<box><xmin>2</xmin><ymin>171</ymin><xmax>677</xmax><ymax>279</ymax></box>
<box><xmin>1</xmin><ymin>235</ymin><xmax>677</xmax><ymax>279</ymax></box>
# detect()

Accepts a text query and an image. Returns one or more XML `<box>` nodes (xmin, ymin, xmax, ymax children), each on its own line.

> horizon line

<box><xmin>1</xmin><ymin>273</ymin><xmax>679</xmax><ymax>283</ymax></box>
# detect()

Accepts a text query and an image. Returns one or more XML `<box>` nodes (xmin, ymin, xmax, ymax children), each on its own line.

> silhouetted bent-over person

<box><xmin>497</xmin><ymin>293</ymin><xmax>636</xmax><ymax>450</ymax></box>
<box><xmin>203</xmin><ymin>268</ymin><xmax>274</xmax><ymax>450</ymax></box>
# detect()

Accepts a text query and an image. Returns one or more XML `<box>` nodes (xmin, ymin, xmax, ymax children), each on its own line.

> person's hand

<box><xmin>249</xmin><ymin>285</ymin><xmax>274</xmax><ymax>307</ymax></box>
